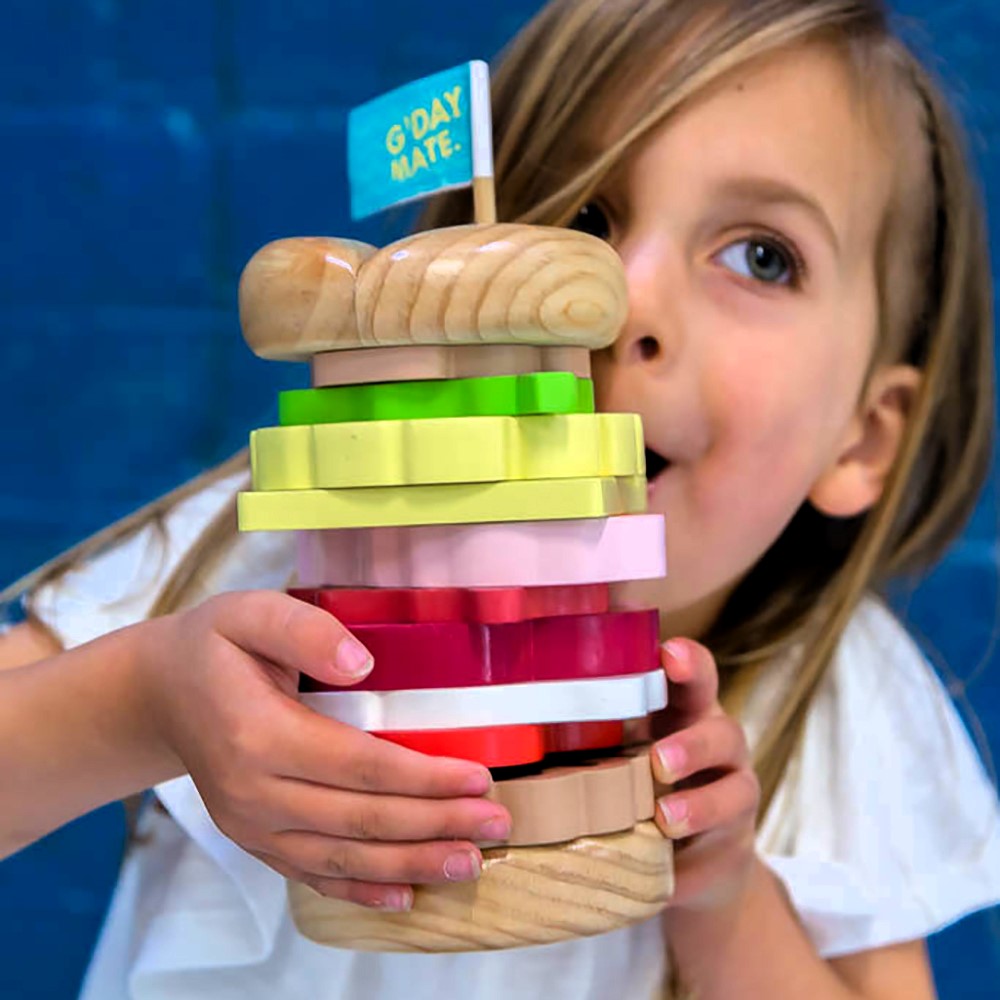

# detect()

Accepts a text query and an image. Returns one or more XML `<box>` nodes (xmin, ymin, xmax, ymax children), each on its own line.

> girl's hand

<box><xmin>651</xmin><ymin>638</ymin><xmax>760</xmax><ymax>911</ymax></box>
<box><xmin>137</xmin><ymin>591</ymin><xmax>512</xmax><ymax>912</ymax></box>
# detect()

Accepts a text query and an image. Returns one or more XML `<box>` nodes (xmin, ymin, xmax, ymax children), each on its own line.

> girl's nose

<box><xmin>615</xmin><ymin>327</ymin><xmax>665</xmax><ymax>365</ymax></box>
<box><xmin>611</xmin><ymin>242</ymin><xmax>679</xmax><ymax>369</ymax></box>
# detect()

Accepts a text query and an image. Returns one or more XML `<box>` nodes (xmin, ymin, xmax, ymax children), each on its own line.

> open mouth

<box><xmin>644</xmin><ymin>447</ymin><xmax>671</xmax><ymax>482</ymax></box>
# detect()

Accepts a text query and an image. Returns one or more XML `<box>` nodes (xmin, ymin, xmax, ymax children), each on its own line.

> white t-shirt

<box><xmin>28</xmin><ymin>470</ymin><xmax>1000</xmax><ymax>1000</ymax></box>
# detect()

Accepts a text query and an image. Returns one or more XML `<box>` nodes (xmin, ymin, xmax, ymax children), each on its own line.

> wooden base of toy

<box><xmin>287</xmin><ymin>821</ymin><xmax>672</xmax><ymax>952</ymax></box>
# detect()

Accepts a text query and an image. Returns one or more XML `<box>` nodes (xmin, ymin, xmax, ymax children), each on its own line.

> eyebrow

<box><xmin>710</xmin><ymin>177</ymin><xmax>841</xmax><ymax>255</ymax></box>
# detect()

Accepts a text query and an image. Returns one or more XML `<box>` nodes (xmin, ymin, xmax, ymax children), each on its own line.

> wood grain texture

<box><xmin>239</xmin><ymin>225</ymin><xmax>626</xmax><ymax>360</ymax></box>
<box><xmin>355</xmin><ymin>225</ymin><xmax>626</xmax><ymax>350</ymax></box>
<box><xmin>288</xmin><ymin>821</ymin><xmax>673</xmax><ymax>952</ymax></box>
<box><xmin>239</xmin><ymin>236</ymin><xmax>376</xmax><ymax>361</ymax></box>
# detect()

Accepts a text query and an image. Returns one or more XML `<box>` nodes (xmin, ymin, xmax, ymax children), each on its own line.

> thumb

<box><xmin>326</xmin><ymin>630</ymin><xmax>375</xmax><ymax>686</ymax></box>
<box><xmin>205</xmin><ymin>590</ymin><xmax>374</xmax><ymax>687</ymax></box>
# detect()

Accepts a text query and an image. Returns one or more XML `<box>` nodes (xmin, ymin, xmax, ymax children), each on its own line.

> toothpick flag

<box><xmin>348</xmin><ymin>60</ymin><xmax>495</xmax><ymax>223</ymax></box>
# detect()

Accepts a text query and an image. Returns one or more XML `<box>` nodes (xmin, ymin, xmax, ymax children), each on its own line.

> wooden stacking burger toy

<box><xmin>237</xmin><ymin>223</ymin><xmax>674</xmax><ymax>951</ymax></box>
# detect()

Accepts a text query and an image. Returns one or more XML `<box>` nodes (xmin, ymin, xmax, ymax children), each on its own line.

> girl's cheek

<box><xmin>590</xmin><ymin>352</ymin><xmax>626</xmax><ymax>411</ymax></box>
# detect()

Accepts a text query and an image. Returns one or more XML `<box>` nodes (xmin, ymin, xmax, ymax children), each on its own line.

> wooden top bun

<box><xmin>239</xmin><ymin>224</ymin><xmax>627</xmax><ymax>361</ymax></box>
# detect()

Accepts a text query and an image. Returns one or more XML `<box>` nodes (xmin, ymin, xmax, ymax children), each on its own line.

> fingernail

<box><xmin>662</xmin><ymin>639</ymin><xmax>685</xmax><ymax>665</ymax></box>
<box><xmin>477</xmin><ymin>815</ymin><xmax>511</xmax><ymax>841</ymax></box>
<box><xmin>373</xmin><ymin>888</ymin><xmax>412</xmax><ymax>911</ymax></box>
<box><xmin>461</xmin><ymin>769</ymin><xmax>493</xmax><ymax>796</ymax></box>
<box><xmin>658</xmin><ymin>796</ymin><xmax>690</xmax><ymax>835</ymax></box>
<box><xmin>336</xmin><ymin>636</ymin><xmax>373</xmax><ymax>679</ymax></box>
<box><xmin>656</xmin><ymin>741</ymin><xmax>686</xmax><ymax>782</ymax></box>
<box><xmin>444</xmin><ymin>850</ymin><xmax>482</xmax><ymax>882</ymax></box>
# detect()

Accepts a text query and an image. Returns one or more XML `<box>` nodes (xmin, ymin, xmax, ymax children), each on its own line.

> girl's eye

<box><xmin>569</xmin><ymin>202</ymin><xmax>611</xmax><ymax>241</ymax></box>
<box><xmin>716</xmin><ymin>238</ymin><xmax>798</xmax><ymax>286</ymax></box>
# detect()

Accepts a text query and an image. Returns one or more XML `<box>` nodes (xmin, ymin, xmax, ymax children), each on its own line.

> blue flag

<box><xmin>348</xmin><ymin>61</ymin><xmax>491</xmax><ymax>221</ymax></box>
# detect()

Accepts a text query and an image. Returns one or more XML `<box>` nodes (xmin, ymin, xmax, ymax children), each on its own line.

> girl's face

<box><xmin>587</xmin><ymin>44</ymin><xmax>899</xmax><ymax>637</ymax></box>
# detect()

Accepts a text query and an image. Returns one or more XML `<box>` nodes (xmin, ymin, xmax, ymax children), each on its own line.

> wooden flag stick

<box><xmin>473</xmin><ymin>176</ymin><xmax>497</xmax><ymax>224</ymax></box>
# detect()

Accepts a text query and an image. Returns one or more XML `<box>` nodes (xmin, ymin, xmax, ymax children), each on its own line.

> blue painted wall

<box><xmin>0</xmin><ymin>2</ymin><xmax>997</xmax><ymax>997</ymax></box>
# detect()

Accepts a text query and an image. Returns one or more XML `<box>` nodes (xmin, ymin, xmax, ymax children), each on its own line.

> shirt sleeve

<box><xmin>756</xmin><ymin>599</ymin><xmax>1000</xmax><ymax>958</ymax></box>
<box><xmin>26</xmin><ymin>469</ymin><xmax>282</xmax><ymax>649</ymax></box>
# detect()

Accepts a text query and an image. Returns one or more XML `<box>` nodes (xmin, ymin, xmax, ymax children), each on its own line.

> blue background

<box><xmin>0</xmin><ymin>2</ymin><xmax>997</xmax><ymax>997</ymax></box>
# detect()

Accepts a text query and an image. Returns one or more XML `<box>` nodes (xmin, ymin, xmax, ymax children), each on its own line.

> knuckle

<box><xmin>195</xmin><ymin>592</ymin><xmax>224</xmax><ymax>622</ymax></box>
<box><xmin>282</xmin><ymin>595</ymin><xmax>342</xmax><ymax>658</ymax></box>
<box><xmin>683</xmin><ymin>728</ymin><xmax>708</xmax><ymax>766</ymax></box>
<box><xmin>278</xmin><ymin>596</ymin><xmax>313</xmax><ymax>643</ymax></box>
<box><xmin>399</xmin><ymin>849</ymin><xmax>440</xmax><ymax>884</ymax></box>
<box><xmin>418</xmin><ymin>806</ymin><xmax>458</xmax><ymax>841</ymax></box>
<box><xmin>322</xmin><ymin>843</ymin><xmax>353</xmax><ymax>879</ymax></box>
<box><xmin>430</xmin><ymin>806</ymin><xmax>466</xmax><ymax>840</ymax></box>
<box><xmin>352</xmin><ymin>756</ymin><xmax>385</xmax><ymax>793</ymax></box>
<box><xmin>346</xmin><ymin>804</ymin><xmax>384</xmax><ymax>841</ymax></box>
<box><xmin>201</xmin><ymin>592</ymin><xmax>240</xmax><ymax>633</ymax></box>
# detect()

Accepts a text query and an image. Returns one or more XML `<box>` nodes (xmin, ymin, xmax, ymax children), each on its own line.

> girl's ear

<box><xmin>808</xmin><ymin>364</ymin><xmax>922</xmax><ymax>518</ymax></box>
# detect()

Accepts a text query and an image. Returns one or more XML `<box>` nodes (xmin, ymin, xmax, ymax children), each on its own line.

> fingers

<box><xmin>278</xmin><ymin>705</ymin><xmax>494</xmax><ymax>798</ymax></box>
<box><xmin>652</xmin><ymin>711</ymin><xmax>757</xmax><ymax>839</ymax></box>
<box><xmin>267</xmin><ymin>778</ymin><xmax>512</xmax><ymax>844</ymax></box>
<box><xmin>652</xmin><ymin>714</ymin><xmax>749</xmax><ymax>785</ymax></box>
<box><xmin>194</xmin><ymin>591</ymin><xmax>494</xmax><ymax>796</ymax></box>
<box><xmin>655</xmin><ymin>768</ymin><xmax>760</xmax><ymax>840</ymax></box>
<box><xmin>660</xmin><ymin>638</ymin><xmax>719</xmax><ymax>718</ymax></box>
<box><xmin>252</xmin><ymin>850</ymin><xmax>415</xmax><ymax>912</ymax></box>
<box><xmin>203</xmin><ymin>590</ymin><xmax>374</xmax><ymax>687</ymax></box>
<box><xmin>267</xmin><ymin>831</ymin><xmax>484</xmax><ymax>887</ymax></box>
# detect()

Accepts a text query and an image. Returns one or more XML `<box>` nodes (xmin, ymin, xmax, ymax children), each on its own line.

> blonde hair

<box><xmin>418</xmin><ymin>0</ymin><xmax>994</xmax><ymax>812</ymax></box>
<box><xmin>8</xmin><ymin>0</ymin><xmax>993</xmax><ymax>821</ymax></box>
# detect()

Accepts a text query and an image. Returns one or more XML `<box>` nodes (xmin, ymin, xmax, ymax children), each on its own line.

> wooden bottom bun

<box><xmin>287</xmin><ymin>821</ymin><xmax>673</xmax><ymax>952</ymax></box>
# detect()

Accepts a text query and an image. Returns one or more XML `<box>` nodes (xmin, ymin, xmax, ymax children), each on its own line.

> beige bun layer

<box><xmin>239</xmin><ymin>224</ymin><xmax>627</xmax><ymax>361</ymax></box>
<box><xmin>288</xmin><ymin>821</ymin><xmax>672</xmax><ymax>952</ymax></box>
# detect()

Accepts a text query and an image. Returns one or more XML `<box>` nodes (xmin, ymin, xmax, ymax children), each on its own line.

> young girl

<box><xmin>2</xmin><ymin>0</ymin><xmax>999</xmax><ymax>996</ymax></box>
